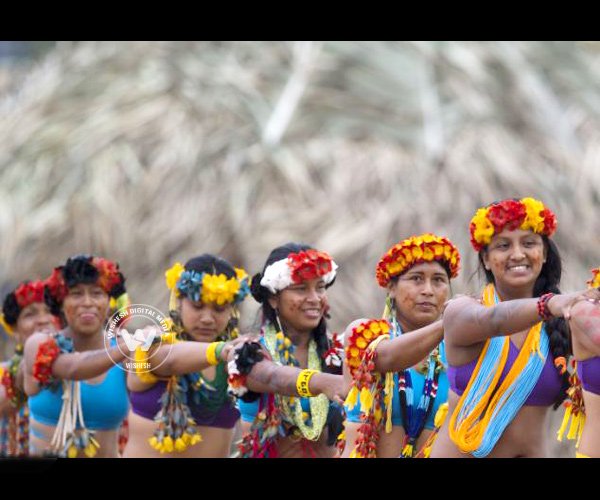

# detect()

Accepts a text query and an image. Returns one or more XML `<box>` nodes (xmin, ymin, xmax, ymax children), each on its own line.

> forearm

<box><xmin>374</xmin><ymin>320</ymin><xmax>443</xmax><ymax>373</ymax></box>
<box><xmin>51</xmin><ymin>344</ymin><xmax>127</xmax><ymax>380</ymax></box>
<box><xmin>246</xmin><ymin>361</ymin><xmax>333</xmax><ymax>397</ymax></box>
<box><xmin>484</xmin><ymin>298</ymin><xmax>543</xmax><ymax>337</ymax></box>
<box><xmin>151</xmin><ymin>342</ymin><xmax>211</xmax><ymax>377</ymax></box>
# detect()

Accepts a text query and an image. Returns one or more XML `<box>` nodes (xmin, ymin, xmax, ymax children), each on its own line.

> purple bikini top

<box><xmin>129</xmin><ymin>381</ymin><xmax>240</xmax><ymax>429</ymax></box>
<box><xmin>577</xmin><ymin>357</ymin><xmax>600</xmax><ymax>396</ymax></box>
<box><xmin>447</xmin><ymin>340</ymin><xmax>563</xmax><ymax>406</ymax></box>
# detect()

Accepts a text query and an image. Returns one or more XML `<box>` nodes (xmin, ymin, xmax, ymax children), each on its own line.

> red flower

<box><xmin>288</xmin><ymin>250</ymin><xmax>333</xmax><ymax>284</ymax></box>
<box><xmin>92</xmin><ymin>258</ymin><xmax>121</xmax><ymax>293</ymax></box>
<box><xmin>14</xmin><ymin>281</ymin><xmax>46</xmax><ymax>309</ymax></box>
<box><xmin>541</xmin><ymin>209</ymin><xmax>557</xmax><ymax>235</ymax></box>
<box><xmin>487</xmin><ymin>199</ymin><xmax>526</xmax><ymax>233</ymax></box>
<box><xmin>32</xmin><ymin>338</ymin><xmax>60</xmax><ymax>386</ymax></box>
<box><xmin>45</xmin><ymin>268</ymin><xmax>67</xmax><ymax>303</ymax></box>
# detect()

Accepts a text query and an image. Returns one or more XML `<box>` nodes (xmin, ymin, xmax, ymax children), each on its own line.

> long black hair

<box><xmin>478</xmin><ymin>235</ymin><xmax>570</xmax><ymax>409</ymax></box>
<box><xmin>250</xmin><ymin>242</ymin><xmax>339</xmax><ymax>375</ymax></box>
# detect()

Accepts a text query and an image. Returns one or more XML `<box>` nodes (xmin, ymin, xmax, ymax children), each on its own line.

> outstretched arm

<box><xmin>444</xmin><ymin>289</ymin><xmax>600</xmax><ymax>347</ymax></box>
<box><xmin>23</xmin><ymin>332</ymin><xmax>128</xmax><ymax>396</ymax></box>
<box><xmin>373</xmin><ymin>320</ymin><xmax>444</xmax><ymax>373</ymax></box>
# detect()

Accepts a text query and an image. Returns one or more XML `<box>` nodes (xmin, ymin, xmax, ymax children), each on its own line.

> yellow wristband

<box><xmin>296</xmin><ymin>369</ymin><xmax>318</xmax><ymax>398</ymax></box>
<box><xmin>206</xmin><ymin>341</ymin><xmax>224</xmax><ymax>366</ymax></box>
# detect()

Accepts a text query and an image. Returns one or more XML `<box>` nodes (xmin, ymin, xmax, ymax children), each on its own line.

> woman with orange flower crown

<box><xmin>430</xmin><ymin>198</ymin><xmax>600</xmax><ymax>458</ymax></box>
<box><xmin>231</xmin><ymin>243</ymin><xmax>347</xmax><ymax>458</ymax></box>
<box><xmin>0</xmin><ymin>278</ymin><xmax>60</xmax><ymax>456</ymax></box>
<box><xmin>123</xmin><ymin>252</ymin><xmax>343</xmax><ymax>457</ymax></box>
<box><xmin>555</xmin><ymin>268</ymin><xmax>600</xmax><ymax>458</ymax></box>
<box><xmin>340</xmin><ymin>233</ymin><xmax>460</xmax><ymax>458</ymax></box>
<box><xmin>22</xmin><ymin>255</ymin><xmax>136</xmax><ymax>458</ymax></box>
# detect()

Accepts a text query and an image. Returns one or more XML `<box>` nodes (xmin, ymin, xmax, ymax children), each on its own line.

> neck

<box><xmin>280</xmin><ymin>322</ymin><xmax>311</xmax><ymax>348</ymax></box>
<box><xmin>66</xmin><ymin>326</ymin><xmax>105</xmax><ymax>352</ymax></box>
<box><xmin>493</xmin><ymin>281</ymin><xmax>535</xmax><ymax>301</ymax></box>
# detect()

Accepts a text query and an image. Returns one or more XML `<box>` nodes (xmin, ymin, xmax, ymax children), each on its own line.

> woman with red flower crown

<box><xmin>22</xmin><ymin>255</ymin><xmax>135</xmax><ymax>458</ymax></box>
<box><xmin>0</xmin><ymin>279</ymin><xmax>60</xmax><ymax>456</ymax></box>
<box><xmin>340</xmin><ymin>233</ymin><xmax>461</xmax><ymax>458</ymax></box>
<box><xmin>232</xmin><ymin>242</ymin><xmax>347</xmax><ymax>458</ymax></box>
<box><xmin>430</xmin><ymin>197</ymin><xmax>600</xmax><ymax>458</ymax></box>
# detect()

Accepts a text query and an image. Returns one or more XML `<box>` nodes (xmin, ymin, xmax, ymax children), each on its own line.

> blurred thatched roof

<box><xmin>2</xmin><ymin>40</ymin><xmax>599</xmax><ymax>456</ymax></box>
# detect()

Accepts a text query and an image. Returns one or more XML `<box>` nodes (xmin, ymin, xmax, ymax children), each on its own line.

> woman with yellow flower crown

<box><xmin>430</xmin><ymin>198</ymin><xmax>600</xmax><ymax>458</ymax></box>
<box><xmin>0</xmin><ymin>277</ymin><xmax>60</xmax><ymax>456</ymax></box>
<box><xmin>232</xmin><ymin>242</ymin><xmax>348</xmax><ymax>458</ymax></box>
<box><xmin>123</xmin><ymin>253</ymin><xmax>344</xmax><ymax>457</ymax></box>
<box><xmin>22</xmin><ymin>255</ymin><xmax>133</xmax><ymax>458</ymax></box>
<box><xmin>341</xmin><ymin>233</ymin><xmax>461</xmax><ymax>458</ymax></box>
<box><xmin>555</xmin><ymin>267</ymin><xmax>600</xmax><ymax>458</ymax></box>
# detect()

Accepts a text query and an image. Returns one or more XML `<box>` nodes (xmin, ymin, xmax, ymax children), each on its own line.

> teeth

<box><xmin>509</xmin><ymin>265</ymin><xmax>527</xmax><ymax>271</ymax></box>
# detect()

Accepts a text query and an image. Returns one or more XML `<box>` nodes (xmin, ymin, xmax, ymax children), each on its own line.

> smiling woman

<box><xmin>22</xmin><ymin>255</ymin><xmax>131</xmax><ymax>458</ymax></box>
<box><xmin>430</xmin><ymin>197</ymin><xmax>600</xmax><ymax>458</ymax></box>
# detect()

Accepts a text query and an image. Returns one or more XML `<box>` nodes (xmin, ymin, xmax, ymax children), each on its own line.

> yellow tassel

<box><xmin>0</xmin><ymin>314</ymin><xmax>14</xmax><ymax>336</ymax></box>
<box><xmin>168</xmin><ymin>288</ymin><xmax>178</xmax><ymax>313</ymax></box>
<box><xmin>556</xmin><ymin>405</ymin><xmax>572</xmax><ymax>442</ymax></box>
<box><xmin>116</xmin><ymin>293</ymin><xmax>130</xmax><ymax>311</ymax></box>
<box><xmin>359</xmin><ymin>387</ymin><xmax>373</xmax><ymax>412</ymax></box>
<box><xmin>345</xmin><ymin>387</ymin><xmax>358</xmax><ymax>410</ymax></box>
<box><xmin>384</xmin><ymin>372</ymin><xmax>394</xmax><ymax>433</ymax></box>
<box><xmin>422</xmin><ymin>445</ymin><xmax>432</xmax><ymax>458</ymax></box>
<box><xmin>402</xmin><ymin>443</ymin><xmax>414</xmax><ymax>457</ymax></box>
<box><xmin>434</xmin><ymin>402</ymin><xmax>449</xmax><ymax>428</ymax></box>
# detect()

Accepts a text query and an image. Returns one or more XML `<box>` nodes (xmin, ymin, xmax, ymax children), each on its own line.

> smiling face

<box><xmin>482</xmin><ymin>228</ymin><xmax>546</xmax><ymax>296</ymax></box>
<box><xmin>179</xmin><ymin>296</ymin><xmax>233</xmax><ymax>342</ymax></box>
<box><xmin>15</xmin><ymin>302</ymin><xmax>56</xmax><ymax>340</ymax></box>
<box><xmin>388</xmin><ymin>261</ymin><xmax>450</xmax><ymax>332</ymax></box>
<box><xmin>62</xmin><ymin>283</ymin><xmax>110</xmax><ymax>337</ymax></box>
<box><xmin>268</xmin><ymin>277</ymin><xmax>328</xmax><ymax>334</ymax></box>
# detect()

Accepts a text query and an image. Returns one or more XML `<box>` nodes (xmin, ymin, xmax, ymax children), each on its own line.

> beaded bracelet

<box><xmin>537</xmin><ymin>293</ymin><xmax>555</xmax><ymax>321</ymax></box>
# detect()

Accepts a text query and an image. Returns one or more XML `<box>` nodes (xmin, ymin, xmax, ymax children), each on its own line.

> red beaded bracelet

<box><xmin>537</xmin><ymin>293</ymin><xmax>555</xmax><ymax>321</ymax></box>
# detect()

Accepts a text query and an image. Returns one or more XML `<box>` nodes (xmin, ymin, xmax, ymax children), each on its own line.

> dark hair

<box><xmin>2</xmin><ymin>290</ymin><xmax>21</xmax><ymax>326</ymax></box>
<box><xmin>172</xmin><ymin>254</ymin><xmax>238</xmax><ymax>340</ymax></box>
<box><xmin>478</xmin><ymin>235</ymin><xmax>570</xmax><ymax>409</ymax></box>
<box><xmin>251</xmin><ymin>242</ymin><xmax>339</xmax><ymax>375</ymax></box>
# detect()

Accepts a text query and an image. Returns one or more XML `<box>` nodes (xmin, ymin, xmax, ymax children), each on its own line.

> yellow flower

<box><xmin>471</xmin><ymin>207</ymin><xmax>494</xmax><ymax>246</ymax></box>
<box><xmin>201</xmin><ymin>274</ymin><xmax>240</xmax><ymax>305</ymax></box>
<box><xmin>349</xmin><ymin>347</ymin><xmax>360</xmax><ymax>359</ymax></box>
<box><xmin>165</xmin><ymin>262</ymin><xmax>185</xmax><ymax>290</ymax></box>
<box><xmin>162</xmin><ymin>436</ymin><xmax>174</xmax><ymax>453</ymax></box>
<box><xmin>370</xmin><ymin>322</ymin><xmax>381</xmax><ymax>334</ymax></box>
<box><xmin>67</xmin><ymin>445</ymin><xmax>78</xmax><ymax>458</ymax></box>
<box><xmin>84</xmin><ymin>443</ymin><xmax>98</xmax><ymax>458</ymax></box>
<box><xmin>149</xmin><ymin>436</ymin><xmax>159</xmax><ymax>449</ymax></box>
<box><xmin>423</xmin><ymin>247</ymin><xmax>434</xmax><ymax>260</ymax></box>
<box><xmin>520</xmin><ymin>197</ymin><xmax>546</xmax><ymax>233</ymax></box>
<box><xmin>175</xmin><ymin>437</ymin><xmax>187</xmax><ymax>452</ymax></box>
<box><xmin>235</xmin><ymin>267</ymin><xmax>248</xmax><ymax>281</ymax></box>
<box><xmin>356</xmin><ymin>337</ymin><xmax>367</xmax><ymax>349</ymax></box>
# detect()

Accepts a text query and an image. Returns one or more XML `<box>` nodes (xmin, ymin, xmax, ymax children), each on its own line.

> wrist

<box><xmin>296</xmin><ymin>369</ymin><xmax>318</xmax><ymax>397</ymax></box>
<box><xmin>537</xmin><ymin>293</ymin><xmax>556</xmax><ymax>320</ymax></box>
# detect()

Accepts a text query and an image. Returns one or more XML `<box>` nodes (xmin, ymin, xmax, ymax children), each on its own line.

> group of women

<box><xmin>0</xmin><ymin>196</ymin><xmax>598</xmax><ymax>458</ymax></box>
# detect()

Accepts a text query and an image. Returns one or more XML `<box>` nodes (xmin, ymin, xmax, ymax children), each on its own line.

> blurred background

<box><xmin>1</xmin><ymin>41</ymin><xmax>599</xmax><ymax>456</ymax></box>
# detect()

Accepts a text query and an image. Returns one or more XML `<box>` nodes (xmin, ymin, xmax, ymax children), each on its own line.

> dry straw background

<box><xmin>1</xmin><ymin>41</ymin><xmax>599</xmax><ymax>457</ymax></box>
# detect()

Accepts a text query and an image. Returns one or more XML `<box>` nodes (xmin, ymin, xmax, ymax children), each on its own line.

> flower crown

<box><xmin>46</xmin><ymin>256</ymin><xmax>126</xmax><ymax>304</ymax></box>
<box><xmin>165</xmin><ymin>262</ymin><xmax>250</xmax><ymax>306</ymax></box>
<box><xmin>588</xmin><ymin>268</ymin><xmax>600</xmax><ymax>289</ymax></box>
<box><xmin>469</xmin><ymin>197</ymin><xmax>557</xmax><ymax>252</ymax></box>
<box><xmin>1</xmin><ymin>280</ymin><xmax>49</xmax><ymax>335</ymax></box>
<box><xmin>259</xmin><ymin>249</ymin><xmax>338</xmax><ymax>294</ymax></box>
<box><xmin>375</xmin><ymin>233</ymin><xmax>460</xmax><ymax>287</ymax></box>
